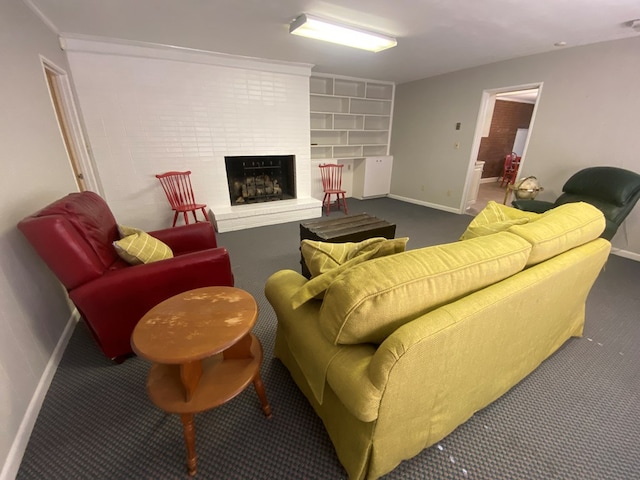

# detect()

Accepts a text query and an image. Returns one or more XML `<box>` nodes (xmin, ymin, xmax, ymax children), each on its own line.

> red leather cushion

<box><xmin>36</xmin><ymin>191</ymin><xmax>120</xmax><ymax>268</ymax></box>
<box><xmin>18</xmin><ymin>192</ymin><xmax>120</xmax><ymax>290</ymax></box>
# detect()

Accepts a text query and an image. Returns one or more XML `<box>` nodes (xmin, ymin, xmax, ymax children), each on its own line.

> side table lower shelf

<box><xmin>145</xmin><ymin>333</ymin><xmax>271</xmax><ymax>476</ymax></box>
<box><xmin>147</xmin><ymin>334</ymin><xmax>265</xmax><ymax>413</ymax></box>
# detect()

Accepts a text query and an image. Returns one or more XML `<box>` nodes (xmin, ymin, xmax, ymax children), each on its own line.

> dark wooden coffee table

<box><xmin>299</xmin><ymin>213</ymin><xmax>396</xmax><ymax>278</ymax></box>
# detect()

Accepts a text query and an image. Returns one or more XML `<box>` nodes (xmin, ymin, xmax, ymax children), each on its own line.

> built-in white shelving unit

<box><xmin>310</xmin><ymin>74</ymin><xmax>395</xmax><ymax>161</ymax></box>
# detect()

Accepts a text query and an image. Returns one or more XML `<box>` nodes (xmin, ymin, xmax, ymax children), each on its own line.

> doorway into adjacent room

<box><xmin>42</xmin><ymin>58</ymin><xmax>97</xmax><ymax>192</ymax></box>
<box><xmin>465</xmin><ymin>84</ymin><xmax>542</xmax><ymax>215</ymax></box>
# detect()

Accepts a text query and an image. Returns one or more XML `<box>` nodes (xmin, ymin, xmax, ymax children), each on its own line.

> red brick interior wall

<box><xmin>478</xmin><ymin>100</ymin><xmax>534</xmax><ymax>178</ymax></box>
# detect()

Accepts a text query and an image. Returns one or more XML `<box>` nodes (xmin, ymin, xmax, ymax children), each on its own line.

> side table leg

<box><xmin>180</xmin><ymin>413</ymin><xmax>198</xmax><ymax>476</ymax></box>
<box><xmin>253</xmin><ymin>372</ymin><xmax>272</xmax><ymax>418</ymax></box>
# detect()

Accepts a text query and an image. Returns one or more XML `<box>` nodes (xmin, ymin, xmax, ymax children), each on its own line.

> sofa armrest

<box><xmin>148</xmin><ymin>222</ymin><xmax>218</xmax><ymax>255</ymax></box>
<box><xmin>511</xmin><ymin>199</ymin><xmax>555</xmax><ymax>213</ymax></box>
<box><xmin>69</xmin><ymin>247</ymin><xmax>233</xmax><ymax>358</ymax></box>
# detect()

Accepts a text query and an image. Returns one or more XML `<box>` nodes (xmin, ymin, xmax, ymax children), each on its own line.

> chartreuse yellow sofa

<box><xmin>265</xmin><ymin>201</ymin><xmax>610</xmax><ymax>480</ymax></box>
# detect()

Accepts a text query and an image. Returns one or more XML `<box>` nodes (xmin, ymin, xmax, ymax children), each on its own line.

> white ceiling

<box><xmin>25</xmin><ymin>0</ymin><xmax>640</xmax><ymax>84</ymax></box>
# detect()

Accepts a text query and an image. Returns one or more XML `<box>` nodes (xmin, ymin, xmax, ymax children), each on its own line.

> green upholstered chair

<box><xmin>512</xmin><ymin>166</ymin><xmax>640</xmax><ymax>240</ymax></box>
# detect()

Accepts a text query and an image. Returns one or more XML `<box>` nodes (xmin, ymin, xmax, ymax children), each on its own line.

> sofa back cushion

<box><xmin>460</xmin><ymin>200</ymin><xmax>540</xmax><ymax>240</ymax></box>
<box><xmin>507</xmin><ymin>202</ymin><xmax>605</xmax><ymax>266</ymax></box>
<box><xmin>18</xmin><ymin>192</ymin><xmax>120</xmax><ymax>290</ymax></box>
<box><xmin>319</xmin><ymin>233</ymin><xmax>532</xmax><ymax>345</ymax></box>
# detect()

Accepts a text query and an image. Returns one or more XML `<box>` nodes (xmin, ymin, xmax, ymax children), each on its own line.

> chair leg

<box><xmin>200</xmin><ymin>208</ymin><xmax>208</xmax><ymax>223</ymax></box>
<box><xmin>183</xmin><ymin>212</ymin><xmax>190</xmax><ymax>225</ymax></box>
<box><xmin>323</xmin><ymin>193</ymin><xmax>330</xmax><ymax>216</ymax></box>
<box><xmin>172</xmin><ymin>212</ymin><xmax>179</xmax><ymax>227</ymax></box>
<box><xmin>341</xmin><ymin>194</ymin><xmax>348</xmax><ymax>215</ymax></box>
<box><xmin>191</xmin><ymin>210</ymin><xmax>198</xmax><ymax>223</ymax></box>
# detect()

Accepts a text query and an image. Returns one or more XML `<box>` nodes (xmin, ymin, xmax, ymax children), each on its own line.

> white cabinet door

<box><xmin>353</xmin><ymin>156</ymin><xmax>393</xmax><ymax>199</ymax></box>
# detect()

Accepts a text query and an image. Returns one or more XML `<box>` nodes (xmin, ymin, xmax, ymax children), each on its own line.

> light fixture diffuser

<box><xmin>290</xmin><ymin>14</ymin><xmax>397</xmax><ymax>52</ymax></box>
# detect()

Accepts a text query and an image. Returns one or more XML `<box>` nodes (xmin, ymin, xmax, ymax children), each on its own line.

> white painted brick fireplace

<box><xmin>62</xmin><ymin>36</ymin><xmax>322</xmax><ymax>232</ymax></box>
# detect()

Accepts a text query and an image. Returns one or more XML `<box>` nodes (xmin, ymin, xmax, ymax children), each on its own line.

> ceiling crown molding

<box><xmin>59</xmin><ymin>34</ymin><xmax>314</xmax><ymax>77</ymax></box>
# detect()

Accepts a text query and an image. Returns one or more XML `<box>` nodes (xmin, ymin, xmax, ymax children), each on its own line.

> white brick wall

<box><xmin>64</xmin><ymin>38</ymin><xmax>319</xmax><ymax>231</ymax></box>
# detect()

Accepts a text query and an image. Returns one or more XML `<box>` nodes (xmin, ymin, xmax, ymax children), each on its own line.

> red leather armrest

<box><xmin>69</xmin><ymin>246</ymin><xmax>233</xmax><ymax>358</ymax></box>
<box><xmin>148</xmin><ymin>222</ymin><xmax>218</xmax><ymax>254</ymax></box>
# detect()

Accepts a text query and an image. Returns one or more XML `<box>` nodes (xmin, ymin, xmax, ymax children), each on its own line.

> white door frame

<box><xmin>40</xmin><ymin>55</ymin><xmax>101</xmax><ymax>193</ymax></box>
<box><xmin>460</xmin><ymin>82</ymin><xmax>544</xmax><ymax>211</ymax></box>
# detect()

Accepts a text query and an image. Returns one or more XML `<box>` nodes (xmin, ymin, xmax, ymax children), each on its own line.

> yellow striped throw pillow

<box><xmin>113</xmin><ymin>225</ymin><xmax>173</xmax><ymax>265</ymax></box>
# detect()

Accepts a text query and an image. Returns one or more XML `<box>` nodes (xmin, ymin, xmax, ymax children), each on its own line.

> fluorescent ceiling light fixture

<box><xmin>290</xmin><ymin>13</ymin><xmax>397</xmax><ymax>52</ymax></box>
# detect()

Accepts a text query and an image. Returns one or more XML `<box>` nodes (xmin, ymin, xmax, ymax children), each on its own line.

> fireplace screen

<box><xmin>225</xmin><ymin>155</ymin><xmax>296</xmax><ymax>206</ymax></box>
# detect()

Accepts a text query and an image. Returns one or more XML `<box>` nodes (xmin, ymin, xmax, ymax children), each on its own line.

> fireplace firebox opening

<box><xmin>225</xmin><ymin>155</ymin><xmax>296</xmax><ymax>206</ymax></box>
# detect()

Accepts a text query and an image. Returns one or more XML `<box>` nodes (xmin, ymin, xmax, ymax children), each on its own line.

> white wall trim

<box><xmin>39</xmin><ymin>55</ymin><xmax>102</xmax><ymax>195</ymax></box>
<box><xmin>388</xmin><ymin>194</ymin><xmax>461</xmax><ymax>214</ymax></box>
<box><xmin>21</xmin><ymin>0</ymin><xmax>59</xmax><ymax>35</ymax></box>
<box><xmin>0</xmin><ymin>311</ymin><xmax>79</xmax><ymax>480</ymax></box>
<box><xmin>611</xmin><ymin>248</ymin><xmax>640</xmax><ymax>262</ymax></box>
<box><xmin>59</xmin><ymin>34</ymin><xmax>314</xmax><ymax>77</ymax></box>
<box><xmin>460</xmin><ymin>81</ymin><xmax>544</xmax><ymax>212</ymax></box>
<box><xmin>481</xmin><ymin>176</ymin><xmax>499</xmax><ymax>183</ymax></box>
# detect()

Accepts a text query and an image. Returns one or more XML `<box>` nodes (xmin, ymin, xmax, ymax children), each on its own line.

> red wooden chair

<box><xmin>156</xmin><ymin>171</ymin><xmax>208</xmax><ymax>226</ymax></box>
<box><xmin>319</xmin><ymin>164</ymin><xmax>348</xmax><ymax>216</ymax></box>
<box><xmin>499</xmin><ymin>153</ymin><xmax>521</xmax><ymax>187</ymax></box>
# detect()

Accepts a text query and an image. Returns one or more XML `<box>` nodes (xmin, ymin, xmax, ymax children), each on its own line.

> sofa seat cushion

<box><xmin>460</xmin><ymin>201</ymin><xmax>540</xmax><ymax>240</ymax></box>
<box><xmin>319</xmin><ymin>233</ymin><xmax>532</xmax><ymax>345</ymax></box>
<box><xmin>507</xmin><ymin>202</ymin><xmax>605</xmax><ymax>266</ymax></box>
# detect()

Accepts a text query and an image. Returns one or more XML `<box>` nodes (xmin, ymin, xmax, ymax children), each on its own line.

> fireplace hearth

<box><xmin>225</xmin><ymin>155</ymin><xmax>296</xmax><ymax>206</ymax></box>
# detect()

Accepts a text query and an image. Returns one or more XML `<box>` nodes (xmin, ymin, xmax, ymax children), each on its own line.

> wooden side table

<box><xmin>131</xmin><ymin>286</ymin><xmax>272</xmax><ymax>476</ymax></box>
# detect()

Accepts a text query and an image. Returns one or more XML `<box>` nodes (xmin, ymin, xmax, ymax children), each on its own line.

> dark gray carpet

<box><xmin>17</xmin><ymin>198</ymin><xmax>640</xmax><ymax>479</ymax></box>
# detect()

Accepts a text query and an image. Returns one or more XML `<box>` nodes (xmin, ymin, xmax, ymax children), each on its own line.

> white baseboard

<box><xmin>388</xmin><ymin>194</ymin><xmax>461</xmax><ymax>214</ymax></box>
<box><xmin>0</xmin><ymin>311</ymin><xmax>79</xmax><ymax>480</ymax></box>
<box><xmin>611</xmin><ymin>248</ymin><xmax>640</xmax><ymax>262</ymax></box>
<box><xmin>480</xmin><ymin>177</ymin><xmax>499</xmax><ymax>183</ymax></box>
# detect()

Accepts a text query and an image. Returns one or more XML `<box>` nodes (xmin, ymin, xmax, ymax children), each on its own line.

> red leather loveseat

<box><xmin>18</xmin><ymin>191</ymin><xmax>234</xmax><ymax>360</ymax></box>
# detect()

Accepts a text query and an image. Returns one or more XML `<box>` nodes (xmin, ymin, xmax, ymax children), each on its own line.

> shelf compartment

<box><xmin>311</xmin><ymin>146</ymin><xmax>333</xmax><ymax>159</ymax></box>
<box><xmin>333</xmin><ymin>146</ymin><xmax>363</xmax><ymax>158</ymax></box>
<box><xmin>348</xmin><ymin>131</ymin><xmax>389</xmax><ymax>145</ymax></box>
<box><xmin>350</xmin><ymin>98</ymin><xmax>391</xmax><ymax>115</ymax></box>
<box><xmin>334</xmin><ymin>79</ymin><xmax>366</xmax><ymax>98</ymax></box>
<box><xmin>310</xmin><ymin>113</ymin><xmax>333</xmax><ymax>130</ymax></box>
<box><xmin>311</xmin><ymin>130</ymin><xmax>348</xmax><ymax>146</ymax></box>
<box><xmin>310</xmin><ymin>77</ymin><xmax>333</xmax><ymax>95</ymax></box>
<box><xmin>310</xmin><ymin>95</ymin><xmax>349</xmax><ymax>113</ymax></box>
<box><xmin>334</xmin><ymin>114</ymin><xmax>364</xmax><ymax>130</ymax></box>
<box><xmin>363</xmin><ymin>145</ymin><xmax>388</xmax><ymax>156</ymax></box>
<box><xmin>366</xmin><ymin>83</ymin><xmax>394</xmax><ymax>100</ymax></box>
<box><xmin>364</xmin><ymin>116</ymin><xmax>390</xmax><ymax>130</ymax></box>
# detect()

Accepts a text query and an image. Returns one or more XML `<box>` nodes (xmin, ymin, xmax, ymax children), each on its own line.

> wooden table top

<box><xmin>300</xmin><ymin>213</ymin><xmax>395</xmax><ymax>240</ymax></box>
<box><xmin>131</xmin><ymin>286</ymin><xmax>258</xmax><ymax>365</ymax></box>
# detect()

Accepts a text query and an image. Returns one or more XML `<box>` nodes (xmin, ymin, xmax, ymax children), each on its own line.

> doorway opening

<box><xmin>464</xmin><ymin>83</ymin><xmax>542</xmax><ymax>215</ymax></box>
<box><xmin>41</xmin><ymin>57</ymin><xmax>97</xmax><ymax>192</ymax></box>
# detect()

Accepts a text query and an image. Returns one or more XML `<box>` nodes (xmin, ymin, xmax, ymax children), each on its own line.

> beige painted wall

<box><xmin>0</xmin><ymin>1</ymin><xmax>78</xmax><ymax>476</ymax></box>
<box><xmin>390</xmin><ymin>36</ymin><xmax>640</xmax><ymax>255</ymax></box>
